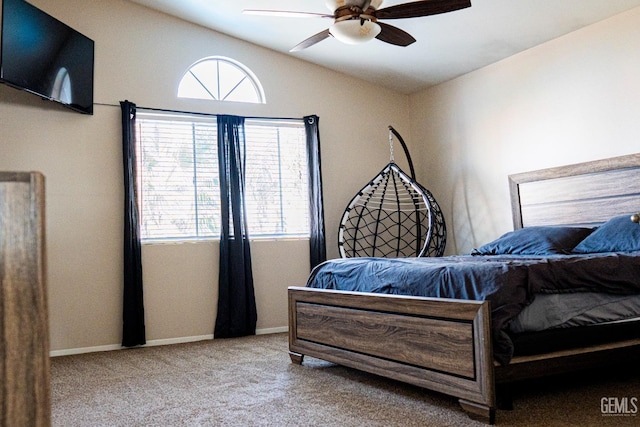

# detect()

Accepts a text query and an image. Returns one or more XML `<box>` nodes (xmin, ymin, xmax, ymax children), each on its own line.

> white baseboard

<box><xmin>49</xmin><ymin>326</ymin><xmax>288</xmax><ymax>357</ymax></box>
<box><xmin>50</xmin><ymin>343</ymin><xmax>124</xmax><ymax>357</ymax></box>
<box><xmin>256</xmin><ymin>326</ymin><xmax>288</xmax><ymax>335</ymax></box>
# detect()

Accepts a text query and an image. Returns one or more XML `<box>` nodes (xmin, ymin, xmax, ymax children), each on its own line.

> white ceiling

<box><xmin>127</xmin><ymin>0</ymin><xmax>640</xmax><ymax>94</ymax></box>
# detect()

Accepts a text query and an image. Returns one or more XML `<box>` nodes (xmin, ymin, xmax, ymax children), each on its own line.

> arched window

<box><xmin>178</xmin><ymin>56</ymin><xmax>265</xmax><ymax>104</ymax></box>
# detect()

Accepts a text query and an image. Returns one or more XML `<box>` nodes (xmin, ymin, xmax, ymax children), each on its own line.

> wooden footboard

<box><xmin>288</xmin><ymin>286</ymin><xmax>496</xmax><ymax>423</ymax></box>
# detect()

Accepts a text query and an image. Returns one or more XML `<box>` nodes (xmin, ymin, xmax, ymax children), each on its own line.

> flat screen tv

<box><xmin>0</xmin><ymin>0</ymin><xmax>94</xmax><ymax>114</ymax></box>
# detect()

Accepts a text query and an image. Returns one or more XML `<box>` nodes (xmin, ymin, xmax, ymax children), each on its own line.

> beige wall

<box><xmin>0</xmin><ymin>0</ymin><xmax>411</xmax><ymax>352</ymax></box>
<box><xmin>410</xmin><ymin>7</ymin><xmax>640</xmax><ymax>255</ymax></box>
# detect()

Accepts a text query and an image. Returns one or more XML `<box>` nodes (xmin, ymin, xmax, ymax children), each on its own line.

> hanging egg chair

<box><xmin>338</xmin><ymin>126</ymin><xmax>446</xmax><ymax>258</ymax></box>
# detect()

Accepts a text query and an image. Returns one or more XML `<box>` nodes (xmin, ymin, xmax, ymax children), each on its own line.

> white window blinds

<box><xmin>135</xmin><ymin>111</ymin><xmax>309</xmax><ymax>242</ymax></box>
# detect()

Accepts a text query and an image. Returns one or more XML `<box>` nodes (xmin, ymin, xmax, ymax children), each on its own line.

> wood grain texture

<box><xmin>288</xmin><ymin>287</ymin><xmax>495</xmax><ymax>408</ymax></box>
<box><xmin>0</xmin><ymin>172</ymin><xmax>50</xmax><ymax>427</ymax></box>
<box><xmin>496</xmin><ymin>338</ymin><xmax>640</xmax><ymax>383</ymax></box>
<box><xmin>509</xmin><ymin>153</ymin><xmax>640</xmax><ymax>229</ymax></box>
<box><xmin>459</xmin><ymin>399</ymin><xmax>495</xmax><ymax>424</ymax></box>
<box><xmin>296</xmin><ymin>302</ymin><xmax>475</xmax><ymax>378</ymax></box>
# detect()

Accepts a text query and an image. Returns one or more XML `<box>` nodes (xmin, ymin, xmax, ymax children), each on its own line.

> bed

<box><xmin>287</xmin><ymin>153</ymin><xmax>640</xmax><ymax>424</ymax></box>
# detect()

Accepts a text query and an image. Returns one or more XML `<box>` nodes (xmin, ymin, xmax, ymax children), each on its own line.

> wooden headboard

<box><xmin>509</xmin><ymin>153</ymin><xmax>640</xmax><ymax>229</ymax></box>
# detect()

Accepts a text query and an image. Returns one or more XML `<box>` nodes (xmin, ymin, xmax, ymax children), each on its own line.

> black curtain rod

<box><xmin>95</xmin><ymin>101</ymin><xmax>303</xmax><ymax>121</ymax></box>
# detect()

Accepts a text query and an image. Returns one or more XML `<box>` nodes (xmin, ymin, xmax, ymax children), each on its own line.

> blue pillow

<box><xmin>472</xmin><ymin>226</ymin><xmax>594</xmax><ymax>256</ymax></box>
<box><xmin>572</xmin><ymin>214</ymin><xmax>640</xmax><ymax>253</ymax></box>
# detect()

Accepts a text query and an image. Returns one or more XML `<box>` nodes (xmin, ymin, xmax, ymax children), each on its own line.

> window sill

<box><xmin>142</xmin><ymin>236</ymin><xmax>310</xmax><ymax>246</ymax></box>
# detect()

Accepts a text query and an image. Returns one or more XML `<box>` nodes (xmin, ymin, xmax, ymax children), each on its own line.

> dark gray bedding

<box><xmin>510</xmin><ymin>292</ymin><xmax>640</xmax><ymax>333</ymax></box>
<box><xmin>305</xmin><ymin>253</ymin><xmax>640</xmax><ymax>364</ymax></box>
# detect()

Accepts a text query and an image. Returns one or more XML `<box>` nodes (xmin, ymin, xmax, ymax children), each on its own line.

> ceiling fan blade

<box><xmin>290</xmin><ymin>29</ymin><xmax>332</xmax><ymax>52</ymax></box>
<box><xmin>376</xmin><ymin>0</ymin><xmax>471</xmax><ymax>20</ymax></box>
<box><xmin>375</xmin><ymin>22</ymin><xmax>416</xmax><ymax>46</ymax></box>
<box><xmin>243</xmin><ymin>9</ymin><xmax>333</xmax><ymax>19</ymax></box>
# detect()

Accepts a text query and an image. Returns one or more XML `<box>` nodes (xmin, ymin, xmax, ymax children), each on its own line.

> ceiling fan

<box><xmin>243</xmin><ymin>0</ymin><xmax>472</xmax><ymax>52</ymax></box>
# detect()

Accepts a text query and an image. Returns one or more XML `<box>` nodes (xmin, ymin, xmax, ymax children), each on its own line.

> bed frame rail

<box><xmin>288</xmin><ymin>286</ymin><xmax>496</xmax><ymax>423</ymax></box>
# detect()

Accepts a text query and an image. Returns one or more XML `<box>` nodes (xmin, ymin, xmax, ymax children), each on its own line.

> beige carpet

<box><xmin>51</xmin><ymin>333</ymin><xmax>639</xmax><ymax>426</ymax></box>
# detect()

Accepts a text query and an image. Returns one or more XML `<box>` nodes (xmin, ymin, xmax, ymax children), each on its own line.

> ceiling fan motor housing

<box><xmin>326</xmin><ymin>0</ymin><xmax>383</xmax><ymax>13</ymax></box>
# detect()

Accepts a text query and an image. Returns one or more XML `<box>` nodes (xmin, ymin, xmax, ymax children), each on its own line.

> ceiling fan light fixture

<box><xmin>329</xmin><ymin>19</ymin><xmax>381</xmax><ymax>44</ymax></box>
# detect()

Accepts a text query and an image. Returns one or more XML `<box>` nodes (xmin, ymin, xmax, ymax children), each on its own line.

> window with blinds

<box><xmin>135</xmin><ymin>111</ymin><xmax>309</xmax><ymax>242</ymax></box>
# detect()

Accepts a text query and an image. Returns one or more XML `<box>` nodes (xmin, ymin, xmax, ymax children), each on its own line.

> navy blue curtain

<box><xmin>214</xmin><ymin>115</ymin><xmax>257</xmax><ymax>338</ymax></box>
<box><xmin>120</xmin><ymin>100</ymin><xmax>146</xmax><ymax>347</ymax></box>
<box><xmin>304</xmin><ymin>115</ymin><xmax>326</xmax><ymax>269</ymax></box>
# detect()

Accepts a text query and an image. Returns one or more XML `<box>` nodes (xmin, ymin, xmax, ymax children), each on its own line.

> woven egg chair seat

<box><xmin>338</xmin><ymin>127</ymin><xmax>446</xmax><ymax>258</ymax></box>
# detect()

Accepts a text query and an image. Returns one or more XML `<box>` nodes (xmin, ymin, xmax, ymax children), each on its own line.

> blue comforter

<box><xmin>305</xmin><ymin>253</ymin><xmax>640</xmax><ymax>364</ymax></box>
